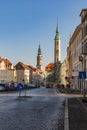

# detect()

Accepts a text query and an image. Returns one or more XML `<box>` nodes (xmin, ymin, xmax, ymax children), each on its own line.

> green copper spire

<box><xmin>55</xmin><ymin>23</ymin><xmax>60</xmax><ymax>40</ymax></box>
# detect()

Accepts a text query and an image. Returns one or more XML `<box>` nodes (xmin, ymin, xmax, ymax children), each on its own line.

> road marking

<box><xmin>77</xmin><ymin>98</ymin><xmax>87</xmax><ymax>111</ymax></box>
<box><xmin>64</xmin><ymin>98</ymin><xmax>69</xmax><ymax>130</ymax></box>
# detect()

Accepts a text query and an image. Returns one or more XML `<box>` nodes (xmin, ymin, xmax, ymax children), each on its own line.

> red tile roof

<box><xmin>28</xmin><ymin>65</ymin><xmax>36</xmax><ymax>72</ymax></box>
<box><xmin>15</xmin><ymin>62</ymin><xmax>29</xmax><ymax>70</ymax></box>
<box><xmin>0</xmin><ymin>57</ymin><xmax>12</xmax><ymax>65</ymax></box>
<box><xmin>45</xmin><ymin>63</ymin><xmax>54</xmax><ymax>71</ymax></box>
<box><xmin>37</xmin><ymin>68</ymin><xmax>44</xmax><ymax>74</ymax></box>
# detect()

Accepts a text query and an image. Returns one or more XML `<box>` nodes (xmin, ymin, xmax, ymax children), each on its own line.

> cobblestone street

<box><xmin>0</xmin><ymin>88</ymin><xmax>65</xmax><ymax>130</ymax></box>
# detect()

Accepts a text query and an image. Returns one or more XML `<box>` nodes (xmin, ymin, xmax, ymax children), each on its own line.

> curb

<box><xmin>64</xmin><ymin>98</ymin><xmax>69</xmax><ymax>130</ymax></box>
<box><xmin>77</xmin><ymin>98</ymin><xmax>87</xmax><ymax>111</ymax></box>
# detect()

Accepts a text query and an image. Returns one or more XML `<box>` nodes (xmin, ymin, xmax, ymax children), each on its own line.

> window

<box><xmin>56</xmin><ymin>50</ymin><xmax>58</xmax><ymax>54</ymax></box>
<box><xmin>57</xmin><ymin>41</ymin><xmax>58</xmax><ymax>46</ymax></box>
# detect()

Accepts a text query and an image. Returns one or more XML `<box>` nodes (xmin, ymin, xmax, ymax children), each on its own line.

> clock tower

<box><xmin>36</xmin><ymin>45</ymin><xmax>42</xmax><ymax>70</ymax></box>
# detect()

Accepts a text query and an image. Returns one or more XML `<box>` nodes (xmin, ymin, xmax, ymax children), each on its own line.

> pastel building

<box><xmin>60</xmin><ymin>58</ymin><xmax>67</xmax><ymax>87</ymax></box>
<box><xmin>15</xmin><ymin>62</ymin><xmax>30</xmax><ymax>83</ymax></box>
<box><xmin>66</xmin><ymin>8</ymin><xmax>87</xmax><ymax>89</ymax></box>
<box><xmin>0</xmin><ymin>57</ymin><xmax>16</xmax><ymax>82</ymax></box>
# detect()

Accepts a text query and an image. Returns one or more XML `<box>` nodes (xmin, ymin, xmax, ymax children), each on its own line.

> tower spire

<box><xmin>55</xmin><ymin>22</ymin><xmax>60</xmax><ymax>40</ymax></box>
<box><xmin>56</xmin><ymin>18</ymin><xmax>58</xmax><ymax>33</ymax></box>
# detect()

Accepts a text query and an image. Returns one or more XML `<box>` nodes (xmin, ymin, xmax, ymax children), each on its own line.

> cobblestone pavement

<box><xmin>57</xmin><ymin>87</ymin><xmax>87</xmax><ymax>130</ymax></box>
<box><xmin>0</xmin><ymin>88</ymin><xmax>65</xmax><ymax>130</ymax></box>
<box><xmin>68</xmin><ymin>98</ymin><xmax>87</xmax><ymax>130</ymax></box>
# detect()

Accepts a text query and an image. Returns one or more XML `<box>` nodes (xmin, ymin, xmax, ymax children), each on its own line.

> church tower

<box><xmin>54</xmin><ymin>23</ymin><xmax>61</xmax><ymax>63</ymax></box>
<box><xmin>36</xmin><ymin>45</ymin><xmax>42</xmax><ymax>70</ymax></box>
<box><xmin>54</xmin><ymin>23</ymin><xmax>61</xmax><ymax>83</ymax></box>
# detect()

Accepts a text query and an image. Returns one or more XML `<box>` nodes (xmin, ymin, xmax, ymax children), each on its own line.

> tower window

<box><xmin>56</xmin><ymin>50</ymin><xmax>58</xmax><ymax>54</ymax></box>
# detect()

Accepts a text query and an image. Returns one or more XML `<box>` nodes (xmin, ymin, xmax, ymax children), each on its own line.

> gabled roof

<box><xmin>15</xmin><ymin>62</ymin><xmax>29</xmax><ymax>70</ymax></box>
<box><xmin>15</xmin><ymin>62</ymin><xmax>38</xmax><ymax>72</ymax></box>
<box><xmin>28</xmin><ymin>65</ymin><xmax>36</xmax><ymax>72</ymax></box>
<box><xmin>4</xmin><ymin>59</ymin><xmax>12</xmax><ymax>65</ymax></box>
<box><xmin>0</xmin><ymin>57</ymin><xmax>12</xmax><ymax>65</ymax></box>
<box><xmin>37</xmin><ymin>68</ymin><xmax>44</xmax><ymax>74</ymax></box>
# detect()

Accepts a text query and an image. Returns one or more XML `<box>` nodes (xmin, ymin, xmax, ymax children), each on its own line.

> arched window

<box><xmin>56</xmin><ymin>50</ymin><xmax>58</xmax><ymax>54</ymax></box>
<box><xmin>57</xmin><ymin>41</ymin><xmax>58</xmax><ymax>46</ymax></box>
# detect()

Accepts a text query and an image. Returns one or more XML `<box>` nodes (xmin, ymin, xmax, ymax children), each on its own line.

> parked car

<box><xmin>0</xmin><ymin>84</ymin><xmax>5</xmax><ymax>91</ymax></box>
<box><xmin>26</xmin><ymin>83</ymin><xmax>36</xmax><ymax>89</ymax></box>
<box><xmin>14</xmin><ymin>82</ymin><xmax>18</xmax><ymax>89</ymax></box>
<box><xmin>0</xmin><ymin>83</ymin><xmax>9</xmax><ymax>91</ymax></box>
<box><xmin>9</xmin><ymin>82</ymin><xmax>18</xmax><ymax>91</ymax></box>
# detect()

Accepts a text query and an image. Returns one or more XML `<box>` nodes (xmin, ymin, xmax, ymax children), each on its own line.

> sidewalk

<box><xmin>57</xmin><ymin>87</ymin><xmax>87</xmax><ymax>130</ymax></box>
<box><xmin>68</xmin><ymin>98</ymin><xmax>87</xmax><ymax>130</ymax></box>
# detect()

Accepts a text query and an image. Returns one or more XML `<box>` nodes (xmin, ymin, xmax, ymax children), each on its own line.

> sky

<box><xmin>0</xmin><ymin>0</ymin><xmax>87</xmax><ymax>71</ymax></box>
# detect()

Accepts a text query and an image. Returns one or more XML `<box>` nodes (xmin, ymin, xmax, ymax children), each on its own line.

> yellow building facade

<box><xmin>60</xmin><ymin>58</ymin><xmax>67</xmax><ymax>87</ymax></box>
<box><xmin>66</xmin><ymin>8</ymin><xmax>87</xmax><ymax>89</ymax></box>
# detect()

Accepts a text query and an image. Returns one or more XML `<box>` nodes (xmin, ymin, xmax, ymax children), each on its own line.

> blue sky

<box><xmin>0</xmin><ymin>0</ymin><xmax>87</xmax><ymax>70</ymax></box>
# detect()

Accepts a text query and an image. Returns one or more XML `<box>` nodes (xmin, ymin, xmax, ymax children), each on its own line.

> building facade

<box><xmin>60</xmin><ymin>58</ymin><xmax>67</xmax><ymax>87</ymax></box>
<box><xmin>80</xmin><ymin>8</ymin><xmax>87</xmax><ymax>90</ymax></box>
<box><xmin>45</xmin><ymin>63</ymin><xmax>54</xmax><ymax>87</ymax></box>
<box><xmin>0</xmin><ymin>57</ymin><xmax>16</xmax><ymax>82</ymax></box>
<box><xmin>66</xmin><ymin>8</ymin><xmax>87</xmax><ymax>89</ymax></box>
<box><xmin>15</xmin><ymin>62</ymin><xmax>30</xmax><ymax>83</ymax></box>
<box><xmin>66</xmin><ymin>25</ymin><xmax>82</xmax><ymax>89</ymax></box>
